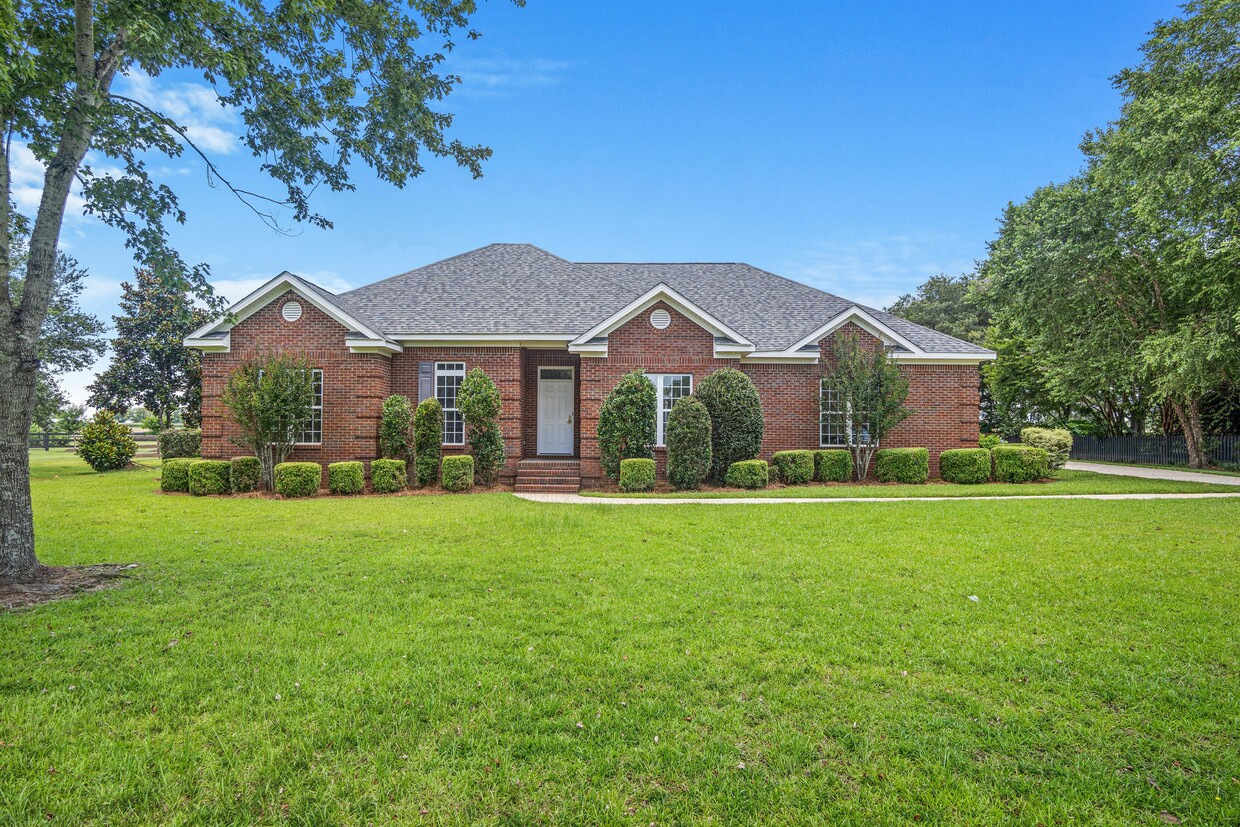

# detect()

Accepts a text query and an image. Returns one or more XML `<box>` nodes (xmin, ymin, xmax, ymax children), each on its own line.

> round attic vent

<box><xmin>281</xmin><ymin>301</ymin><xmax>303</xmax><ymax>322</ymax></box>
<box><xmin>650</xmin><ymin>308</ymin><xmax>671</xmax><ymax>329</ymax></box>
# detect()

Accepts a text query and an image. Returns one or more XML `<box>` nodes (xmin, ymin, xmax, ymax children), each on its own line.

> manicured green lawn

<box><xmin>3</xmin><ymin>452</ymin><xmax>1238</xmax><ymax>825</ymax></box>
<box><xmin>582</xmin><ymin>468</ymin><xmax>1240</xmax><ymax>498</ymax></box>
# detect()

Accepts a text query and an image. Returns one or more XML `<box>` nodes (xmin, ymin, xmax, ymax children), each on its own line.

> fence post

<box><xmin>43</xmin><ymin>432</ymin><xmax>49</xmax><ymax>451</ymax></box>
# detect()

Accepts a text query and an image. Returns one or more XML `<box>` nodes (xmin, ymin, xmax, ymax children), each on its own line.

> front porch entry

<box><xmin>536</xmin><ymin>366</ymin><xmax>575</xmax><ymax>456</ymax></box>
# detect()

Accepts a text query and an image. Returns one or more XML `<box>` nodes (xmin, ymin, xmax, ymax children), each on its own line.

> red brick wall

<box><xmin>576</xmin><ymin>305</ymin><xmax>980</xmax><ymax>485</ymax></box>
<box><xmin>200</xmin><ymin>291</ymin><xmax>392</xmax><ymax>479</ymax></box>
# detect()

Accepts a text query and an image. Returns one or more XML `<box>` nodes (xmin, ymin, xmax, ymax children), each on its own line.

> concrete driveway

<box><xmin>1065</xmin><ymin>460</ymin><xmax>1240</xmax><ymax>485</ymax></box>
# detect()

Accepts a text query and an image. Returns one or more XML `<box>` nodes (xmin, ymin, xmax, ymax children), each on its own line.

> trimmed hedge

<box><xmin>378</xmin><ymin>395</ymin><xmax>413</xmax><ymax>460</ymax></box>
<box><xmin>274</xmin><ymin>462</ymin><xmax>321</xmax><ymax>498</ymax></box>
<box><xmin>939</xmin><ymin>448</ymin><xmax>991</xmax><ymax>484</ymax></box>
<box><xmin>725</xmin><ymin>459</ymin><xmax>769</xmax><ymax>489</ymax></box>
<box><xmin>874</xmin><ymin>447</ymin><xmax>929</xmax><ymax>484</ymax></box>
<box><xmin>814</xmin><ymin>449</ymin><xmax>853</xmax><ymax>483</ymax></box>
<box><xmin>189</xmin><ymin>460</ymin><xmax>231</xmax><ymax>496</ymax></box>
<box><xmin>160</xmin><ymin>458</ymin><xmax>198</xmax><ymax>493</ymax></box>
<box><xmin>1020</xmin><ymin>427</ymin><xmax>1071</xmax><ymax>470</ymax></box>
<box><xmin>230</xmin><ymin>456</ymin><xmax>261</xmax><ymax>493</ymax></box>
<box><xmin>771</xmin><ymin>450</ymin><xmax>814</xmax><ymax>485</ymax></box>
<box><xmin>619</xmin><ymin>458</ymin><xmax>656</xmax><ymax>492</ymax></box>
<box><xmin>598</xmin><ymin>370</ymin><xmax>657</xmax><ymax>480</ymax></box>
<box><xmin>372</xmin><ymin>459</ymin><xmax>407</xmax><ymax>493</ymax></box>
<box><xmin>696</xmin><ymin>368</ymin><xmax>764</xmax><ymax>480</ymax></box>
<box><xmin>992</xmin><ymin>445</ymin><xmax>1049</xmax><ymax>483</ymax></box>
<box><xmin>328</xmin><ymin>461</ymin><xmax>365</xmax><ymax>495</ymax></box>
<box><xmin>158</xmin><ymin>428</ymin><xmax>201</xmax><ymax>459</ymax></box>
<box><xmin>441</xmin><ymin>455</ymin><xmax>474</xmax><ymax>492</ymax></box>
<box><xmin>413</xmin><ymin>398</ymin><xmax>442</xmax><ymax>487</ymax></box>
<box><xmin>666</xmin><ymin>396</ymin><xmax>712</xmax><ymax>490</ymax></box>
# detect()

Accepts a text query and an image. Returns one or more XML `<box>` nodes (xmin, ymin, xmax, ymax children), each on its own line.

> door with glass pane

<box><xmin>537</xmin><ymin>367</ymin><xmax>575</xmax><ymax>455</ymax></box>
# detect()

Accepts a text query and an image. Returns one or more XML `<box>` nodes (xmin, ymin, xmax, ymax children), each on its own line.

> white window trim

<box><xmin>435</xmin><ymin>361</ymin><xmax>466</xmax><ymax>446</ymax></box>
<box><xmin>647</xmin><ymin>373</ymin><xmax>693</xmax><ymax>448</ymax></box>
<box><xmin>295</xmin><ymin>368</ymin><xmax>324</xmax><ymax>446</ymax></box>
<box><xmin>820</xmin><ymin>379</ymin><xmax>876</xmax><ymax>449</ymax></box>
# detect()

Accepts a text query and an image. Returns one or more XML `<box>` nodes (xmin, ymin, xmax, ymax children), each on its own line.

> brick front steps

<box><xmin>514</xmin><ymin>458</ymin><xmax>581</xmax><ymax>493</ymax></box>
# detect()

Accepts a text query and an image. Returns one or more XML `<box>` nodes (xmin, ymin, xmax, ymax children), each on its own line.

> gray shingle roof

<box><xmin>333</xmin><ymin>243</ymin><xmax>988</xmax><ymax>354</ymax></box>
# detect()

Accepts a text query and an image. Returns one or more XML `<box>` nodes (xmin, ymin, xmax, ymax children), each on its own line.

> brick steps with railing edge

<box><xmin>515</xmin><ymin>458</ymin><xmax>580</xmax><ymax>493</ymax></box>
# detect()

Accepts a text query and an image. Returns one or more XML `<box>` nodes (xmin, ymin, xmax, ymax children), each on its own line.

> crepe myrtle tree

<box><xmin>0</xmin><ymin>0</ymin><xmax>518</xmax><ymax>580</ymax></box>
<box><xmin>824</xmin><ymin>332</ymin><xmax>912</xmax><ymax>481</ymax></box>
<box><xmin>220</xmin><ymin>355</ymin><xmax>315</xmax><ymax>493</ymax></box>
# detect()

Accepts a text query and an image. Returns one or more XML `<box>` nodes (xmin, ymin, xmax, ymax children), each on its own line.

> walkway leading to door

<box><xmin>1064</xmin><ymin>460</ymin><xmax>1240</xmax><ymax>485</ymax></box>
<box><xmin>514</xmin><ymin>491</ymin><xmax>1240</xmax><ymax>505</ymax></box>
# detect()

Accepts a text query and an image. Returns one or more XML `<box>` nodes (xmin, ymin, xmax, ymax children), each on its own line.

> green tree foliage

<box><xmin>665</xmin><ymin>395</ymin><xmax>712</xmax><ymax>490</ymax></box>
<box><xmin>695</xmin><ymin>368</ymin><xmax>764</xmax><ymax>481</ymax></box>
<box><xmin>413</xmin><ymin>398</ymin><xmax>443</xmax><ymax>487</ymax></box>
<box><xmin>378</xmin><ymin>395</ymin><xmax>413</xmax><ymax>461</ymax></box>
<box><xmin>887</xmin><ymin>274</ymin><xmax>989</xmax><ymax>346</ymax></box>
<box><xmin>76</xmin><ymin>410</ymin><xmax>137</xmax><ymax>471</ymax></box>
<box><xmin>87</xmin><ymin>268</ymin><xmax>210</xmax><ymax>428</ymax></box>
<box><xmin>597</xmin><ymin>370</ymin><xmax>657</xmax><ymax>481</ymax></box>
<box><xmin>55</xmin><ymin>404</ymin><xmax>87</xmax><ymax>433</ymax></box>
<box><xmin>457</xmin><ymin>368</ymin><xmax>506</xmax><ymax>484</ymax></box>
<box><xmin>1</xmin><ymin>0</ymin><xmax>515</xmax><ymax>577</ymax></box>
<box><xmin>981</xmin><ymin>1</ymin><xmax>1240</xmax><ymax>467</ymax></box>
<box><xmin>825</xmin><ymin>333</ymin><xmax>912</xmax><ymax>481</ymax></box>
<box><xmin>220</xmin><ymin>355</ymin><xmax>315</xmax><ymax>492</ymax></box>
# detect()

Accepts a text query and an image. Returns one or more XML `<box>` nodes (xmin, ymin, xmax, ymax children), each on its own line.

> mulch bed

<box><xmin>1</xmin><ymin>564</ymin><xmax>136</xmax><ymax>611</ymax></box>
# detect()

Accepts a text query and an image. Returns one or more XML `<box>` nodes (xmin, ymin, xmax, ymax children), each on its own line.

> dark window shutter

<box><xmin>418</xmin><ymin>362</ymin><xmax>434</xmax><ymax>403</ymax></box>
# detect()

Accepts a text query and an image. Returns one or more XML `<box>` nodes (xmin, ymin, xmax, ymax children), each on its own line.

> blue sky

<box><xmin>19</xmin><ymin>0</ymin><xmax>1179</xmax><ymax>403</ymax></box>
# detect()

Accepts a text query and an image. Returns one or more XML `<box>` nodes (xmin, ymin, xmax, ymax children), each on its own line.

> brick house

<box><xmin>186</xmin><ymin>244</ymin><xmax>994</xmax><ymax>489</ymax></box>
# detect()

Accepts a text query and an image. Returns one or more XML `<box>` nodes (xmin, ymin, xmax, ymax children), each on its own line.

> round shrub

<box><xmin>939</xmin><ymin>448</ymin><xmax>991</xmax><ymax>484</ymax></box>
<box><xmin>230</xmin><ymin>456</ymin><xmax>262</xmax><ymax>493</ymax></box>
<box><xmin>992</xmin><ymin>445</ymin><xmax>1049</xmax><ymax>483</ymax></box>
<box><xmin>77</xmin><ymin>411</ymin><xmax>138</xmax><ymax>471</ymax></box>
<box><xmin>725</xmin><ymin>459</ymin><xmax>769</xmax><ymax>489</ymax></box>
<box><xmin>771</xmin><ymin>450</ymin><xmax>814</xmax><ymax>485</ymax></box>
<box><xmin>378</xmin><ymin>395</ymin><xmax>413</xmax><ymax>460</ymax></box>
<box><xmin>598</xmin><ymin>370</ymin><xmax>657</xmax><ymax>480</ymax></box>
<box><xmin>413</xmin><ymin>398</ymin><xmax>443</xmax><ymax>487</ymax></box>
<box><xmin>158</xmin><ymin>428</ymin><xmax>201</xmax><ymax>459</ymax></box>
<box><xmin>274</xmin><ymin>462</ymin><xmax>321</xmax><ymax>498</ymax></box>
<box><xmin>458</xmin><ymin>368</ymin><xmax>506</xmax><ymax>484</ymax></box>
<box><xmin>328</xmin><ymin>461</ymin><xmax>365</xmax><ymax>495</ymax></box>
<box><xmin>666</xmin><ymin>396</ymin><xmax>712</xmax><ymax>490</ymax></box>
<box><xmin>441</xmin><ymin>455</ymin><xmax>475</xmax><ymax>491</ymax></box>
<box><xmin>874</xmin><ymin>447</ymin><xmax>929</xmax><ymax>484</ymax></box>
<box><xmin>189</xmin><ymin>460</ymin><xmax>231</xmax><ymax>496</ymax></box>
<box><xmin>1019</xmin><ymin>427</ymin><xmax>1071</xmax><ymax>470</ymax></box>
<box><xmin>160</xmin><ymin>458</ymin><xmax>198</xmax><ymax>493</ymax></box>
<box><xmin>372</xmin><ymin>458</ymin><xmax>407</xmax><ymax>493</ymax></box>
<box><xmin>619</xmin><ymin>458</ymin><xmax>656</xmax><ymax>492</ymax></box>
<box><xmin>814</xmin><ymin>449</ymin><xmax>853</xmax><ymax>483</ymax></box>
<box><xmin>696</xmin><ymin>368</ymin><xmax>763</xmax><ymax>480</ymax></box>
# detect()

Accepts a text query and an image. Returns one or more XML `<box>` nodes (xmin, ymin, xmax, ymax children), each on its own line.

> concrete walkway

<box><xmin>515</xmin><ymin>491</ymin><xmax>1240</xmax><ymax>506</ymax></box>
<box><xmin>1065</xmin><ymin>460</ymin><xmax>1240</xmax><ymax>485</ymax></box>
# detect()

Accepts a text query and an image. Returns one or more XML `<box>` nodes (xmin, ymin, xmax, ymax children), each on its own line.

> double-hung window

<box><xmin>647</xmin><ymin>373</ymin><xmax>692</xmax><ymax>447</ymax></box>
<box><xmin>820</xmin><ymin>379</ymin><xmax>873</xmax><ymax>447</ymax></box>
<box><xmin>435</xmin><ymin>362</ymin><xmax>466</xmax><ymax>445</ymax></box>
<box><xmin>297</xmin><ymin>369</ymin><xmax>324</xmax><ymax>445</ymax></box>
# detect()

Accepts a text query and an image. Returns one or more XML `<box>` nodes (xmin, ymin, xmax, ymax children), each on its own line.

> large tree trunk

<box><xmin>1170</xmin><ymin>397</ymin><xmax>1208</xmax><ymax>469</ymax></box>
<box><xmin>0</xmin><ymin>349</ymin><xmax>41</xmax><ymax>579</ymax></box>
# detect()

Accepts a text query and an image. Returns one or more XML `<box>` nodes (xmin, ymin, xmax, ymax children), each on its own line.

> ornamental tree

<box><xmin>0</xmin><ymin>0</ymin><xmax>515</xmax><ymax>579</ymax></box>
<box><xmin>220</xmin><ymin>355</ymin><xmax>315</xmax><ymax>492</ymax></box>
<box><xmin>695</xmin><ymin>367</ymin><xmax>763</xmax><ymax>481</ymax></box>
<box><xmin>824</xmin><ymin>332</ymin><xmax>912</xmax><ymax>481</ymax></box>
<box><xmin>598</xmin><ymin>370</ymin><xmax>657</xmax><ymax>481</ymax></box>
<box><xmin>458</xmin><ymin>368</ymin><xmax>505</xmax><ymax>484</ymax></box>
<box><xmin>665</xmin><ymin>395</ymin><xmax>712</xmax><ymax>490</ymax></box>
<box><xmin>378</xmin><ymin>395</ymin><xmax>414</xmax><ymax>461</ymax></box>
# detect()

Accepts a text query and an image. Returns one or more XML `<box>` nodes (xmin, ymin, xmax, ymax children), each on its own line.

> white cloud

<box><xmin>10</xmin><ymin>143</ymin><xmax>88</xmax><ymax>217</ymax></box>
<box><xmin>780</xmin><ymin>234</ymin><xmax>977</xmax><ymax>311</ymax></box>
<box><xmin>117</xmin><ymin>71</ymin><xmax>241</xmax><ymax>155</ymax></box>
<box><xmin>451</xmin><ymin>56</ymin><xmax>568</xmax><ymax>95</ymax></box>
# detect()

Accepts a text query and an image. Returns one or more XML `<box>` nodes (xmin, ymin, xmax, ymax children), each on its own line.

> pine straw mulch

<box><xmin>0</xmin><ymin>564</ymin><xmax>137</xmax><ymax>611</ymax></box>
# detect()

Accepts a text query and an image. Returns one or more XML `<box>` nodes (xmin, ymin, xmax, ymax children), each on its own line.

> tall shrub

<box><xmin>825</xmin><ymin>332</ymin><xmax>912</xmax><ymax>480</ymax></box>
<box><xmin>77</xmin><ymin>411</ymin><xmax>138</xmax><ymax>471</ymax></box>
<box><xmin>378</xmin><ymin>395</ymin><xmax>414</xmax><ymax>460</ymax></box>
<box><xmin>597</xmin><ymin>370</ymin><xmax>657</xmax><ymax>481</ymax></box>
<box><xmin>458</xmin><ymin>368</ymin><xmax>506</xmax><ymax>484</ymax></box>
<box><xmin>665</xmin><ymin>396</ymin><xmax>712</xmax><ymax>490</ymax></box>
<box><xmin>413</xmin><ymin>397</ymin><xmax>443</xmax><ymax>487</ymax></box>
<box><xmin>1020</xmin><ymin>427</ymin><xmax>1071</xmax><ymax>470</ymax></box>
<box><xmin>220</xmin><ymin>354</ymin><xmax>315</xmax><ymax>491</ymax></box>
<box><xmin>696</xmin><ymin>367</ymin><xmax>763</xmax><ymax>480</ymax></box>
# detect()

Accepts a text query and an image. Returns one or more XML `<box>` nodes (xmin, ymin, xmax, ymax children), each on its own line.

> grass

<box><xmin>581</xmin><ymin>469</ymin><xmax>1240</xmax><ymax>498</ymax></box>
<box><xmin>2</xmin><ymin>451</ymin><xmax>1238</xmax><ymax>825</ymax></box>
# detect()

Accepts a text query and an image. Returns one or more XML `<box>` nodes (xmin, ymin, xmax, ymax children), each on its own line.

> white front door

<box><xmin>537</xmin><ymin>367</ymin><xmax>575</xmax><ymax>455</ymax></box>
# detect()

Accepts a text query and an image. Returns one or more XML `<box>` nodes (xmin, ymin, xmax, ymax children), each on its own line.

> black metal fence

<box><xmin>1071</xmin><ymin>434</ymin><xmax>1239</xmax><ymax>466</ymax></box>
